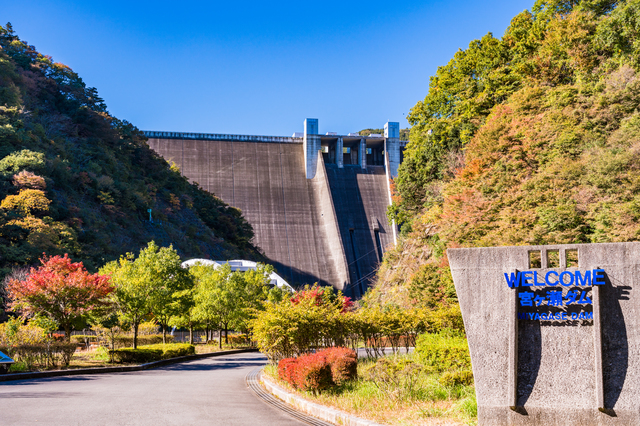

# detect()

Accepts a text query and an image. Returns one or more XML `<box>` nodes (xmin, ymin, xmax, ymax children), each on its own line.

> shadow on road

<box><xmin>1</xmin><ymin>391</ymin><xmax>83</xmax><ymax>398</ymax></box>
<box><xmin>0</xmin><ymin>376</ymin><xmax>97</xmax><ymax>387</ymax></box>
<box><xmin>160</xmin><ymin>360</ymin><xmax>265</xmax><ymax>372</ymax></box>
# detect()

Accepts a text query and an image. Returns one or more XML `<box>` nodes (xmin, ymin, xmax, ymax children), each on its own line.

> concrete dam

<box><xmin>145</xmin><ymin>119</ymin><xmax>402</xmax><ymax>298</ymax></box>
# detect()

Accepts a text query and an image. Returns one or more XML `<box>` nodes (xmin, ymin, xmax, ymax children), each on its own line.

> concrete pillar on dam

<box><xmin>384</xmin><ymin>121</ymin><xmax>400</xmax><ymax>178</ymax></box>
<box><xmin>303</xmin><ymin>118</ymin><xmax>321</xmax><ymax>179</ymax></box>
<box><xmin>336</xmin><ymin>137</ymin><xmax>344</xmax><ymax>168</ymax></box>
<box><xmin>359</xmin><ymin>138</ymin><xmax>366</xmax><ymax>170</ymax></box>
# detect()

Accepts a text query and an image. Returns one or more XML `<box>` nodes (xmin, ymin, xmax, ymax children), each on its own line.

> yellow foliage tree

<box><xmin>1</xmin><ymin>189</ymin><xmax>51</xmax><ymax>216</ymax></box>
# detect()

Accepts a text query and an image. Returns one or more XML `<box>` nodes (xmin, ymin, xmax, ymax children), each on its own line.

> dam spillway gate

<box><xmin>145</xmin><ymin>119</ymin><xmax>402</xmax><ymax>297</ymax></box>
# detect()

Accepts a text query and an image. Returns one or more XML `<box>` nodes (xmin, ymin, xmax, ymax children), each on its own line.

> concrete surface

<box><xmin>448</xmin><ymin>243</ymin><xmax>640</xmax><ymax>425</ymax></box>
<box><xmin>0</xmin><ymin>352</ymin><xmax>306</xmax><ymax>426</ymax></box>
<box><xmin>326</xmin><ymin>164</ymin><xmax>394</xmax><ymax>297</ymax></box>
<box><xmin>147</xmin><ymin>129</ymin><xmax>397</xmax><ymax>294</ymax></box>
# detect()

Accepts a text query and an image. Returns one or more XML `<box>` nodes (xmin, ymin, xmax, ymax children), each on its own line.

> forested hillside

<box><xmin>372</xmin><ymin>0</ymin><xmax>640</xmax><ymax>307</ymax></box>
<box><xmin>0</xmin><ymin>24</ymin><xmax>259</xmax><ymax>278</ymax></box>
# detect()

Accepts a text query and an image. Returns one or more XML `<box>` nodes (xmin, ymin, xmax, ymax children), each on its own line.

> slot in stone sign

<box><xmin>448</xmin><ymin>243</ymin><xmax>638</xmax><ymax>425</ymax></box>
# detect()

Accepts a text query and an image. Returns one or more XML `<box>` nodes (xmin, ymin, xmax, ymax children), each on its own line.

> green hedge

<box><xmin>109</xmin><ymin>343</ymin><xmax>195</xmax><ymax>364</ymax></box>
<box><xmin>414</xmin><ymin>331</ymin><xmax>471</xmax><ymax>372</ymax></box>
<box><xmin>0</xmin><ymin>343</ymin><xmax>76</xmax><ymax>369</ymax></box>
<box><xmin>108</xmin><ymin>334</ymin><xmax>174</xmax><ymax>349</ymax></box>
<box><xmin>109</xmin><ymin>348</ymin><xmax>163</xmax><ymax>363</ymax></box>
<box><xmin>140</xmin><ymin>343</ymin><xmax>195</xmax><ymax>359</ymax></box>
<box><xmin>71</xmin><ymin>335</ymin><xmax>98</xmax><ymax>344</ymax></box>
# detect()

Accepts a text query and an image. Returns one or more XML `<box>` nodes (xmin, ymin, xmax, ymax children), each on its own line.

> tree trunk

<box><xmin>133</xmin><ymin>322</ymin><xmax>139</xmax><ymax>349</ymax></box>
<box><xmin>218</xmin><ymin>328</ymin><xmax>222</xmax><ymax>349</ymax></box>
<box><xmin>162</xmin><ymin>323</ymin><xmax>167</xmax><ymax>344</ymax></box>
<box><xmin>224</xmin><ymin>323</ymin><xmax>229</xmax><ymax>344</ymax></box>
<box><xmin>64</xmin><ymin>325</ymin><xmax>71</xmax><ymax>343</ymax></box>
<box><xmin>189</xmin><ymin>323</ymin><xmax>193</xmax><ymax>345</ymax></box>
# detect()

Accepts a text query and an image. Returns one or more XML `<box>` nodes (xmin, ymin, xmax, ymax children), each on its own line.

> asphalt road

<box><xmin>0</xmin><ymin>352</ymin><xmax>306</xmax><ymax>426</ymax></box>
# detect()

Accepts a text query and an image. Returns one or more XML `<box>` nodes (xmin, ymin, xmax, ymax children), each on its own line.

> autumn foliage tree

<box><xmin>7</xmin><ymin>254</ymin><xmax>113</xmax><ymax>341</ymax></box>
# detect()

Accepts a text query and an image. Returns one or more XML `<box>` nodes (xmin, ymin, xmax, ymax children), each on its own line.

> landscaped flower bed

<box><xmin>265</xmin><ymin>333</ymin><xmax>477</xmax><ymax>426</ymax></box>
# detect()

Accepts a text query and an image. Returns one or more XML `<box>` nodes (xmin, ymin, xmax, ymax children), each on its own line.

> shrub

<box><xmin>5</xmin><ymin>342</ymin><xmax>76</xmax><ymax>369</ymax></box>
<box><xmin>364</xmin><ymin>357</ymin><xmax>423</xmax><ymax>400</ymax></box>
<box><xmin>109</xmin><ymin>343</ymin><xmax>195</xmax><ymax>363</ymax></box>
<box><xmin>108</xmin><ymin>334</ymin><xmax>173</xmax><ymax>349</ymax></box>
<box><xmin>293</xmin><ymin>352</ymin><xmax>333</xmax><ymax>393</ymax></box>
<box><xmin>8</xmin><ymin>361</ymin><xmax>27</xmax><ymax>373</ymax></box>
<box><xmin>321</xmin><ymin>347</ymin><xmax>357</xmax><ymax>384</ymax></box>
<box><xmin>278</xmin><ymin>357</ymin><xmax>298</xmax><ymax>385</ymax></box>
<box><xmin>109</xmin><ymin>348</ymin><xmax>163</xmax><ymax>363</ymax></box>
<box><xmin>439</xmin><ymin>370</ymin><xmax>474</xmax><ymax>387</ymax></box>
<box><xmin>227</xmin><ymin>334</ymin><xmax>252</xmax><ymax>347</ymax></box>
<box><xmin>71</xmin><ymin>335</ymin><xmax>98</xmax><ymax>344</ymax></box>
<box><xmin>415</xmin><ymin>331</ymin><xmax>471</xmax><ymax>372</ymax></box>
<box><xmin>140</xmin><ymin>343</ymin><xmax>195</xmax><ymax>359</ymax></box>
<box><xmin>0</xmin><ymin>318</ymin><xmax>48</xmax><ymax>347</ymax></box>
<box><xmin>425</xmin><ymin>305</ymin><xmax>465</xmax><ymax>334</ymax></box>
<box><xmin>250</xmin><ymin>284</ymin><xmax>355</xmax><ymax>363</ymax></box>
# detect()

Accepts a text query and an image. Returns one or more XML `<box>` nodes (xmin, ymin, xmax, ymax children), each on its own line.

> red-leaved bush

<box><xmin>277</xmin><ymin>347</ymin><xmax>357</xmax><ymax>392</ymax></box>
<box><xmin>293</xmin><ymin>352</ymin><xmax>333</xmax><ymax>392</ymax></box>
<box><xmin>278</xmin><ymin>357</ymin><xmax>299</xmax><ymax>385</ymax></box>
<box><xmin>323</xmin><ymin>347</ymin><xmax>358</xmax><ymax>384</ymax></box>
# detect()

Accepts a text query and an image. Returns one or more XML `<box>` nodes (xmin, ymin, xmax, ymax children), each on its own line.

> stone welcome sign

<box><xmin>448</xmin><ymin>243</ymin><xmax>638</xmax><ymax>425</ymax></box>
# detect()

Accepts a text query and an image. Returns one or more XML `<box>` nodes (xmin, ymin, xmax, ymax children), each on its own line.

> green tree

<box><xmin>102</xmin><ymin>242</ymin><xmax>192</xmax><ymax>347</ymax></box>
<box><xmin>142</xmin><ymin>243</ymin><xmax>193</xmax><ymax>343</ymax></box>
<box><xmin>190</xmin><ymin>262</ymin><xmax>276</xmax><ymax>347</ymax></box>
<box><xmin>101</xmin><ymin>253</ymin><xmax>150</xmax><ymax>349</ymax></box>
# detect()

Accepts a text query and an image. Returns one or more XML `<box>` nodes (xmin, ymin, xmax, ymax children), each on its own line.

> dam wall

<box><xmin>145</xmin><ymin>121</ymin><xmax>399</xmax><ymax>296</ymax></box>
<box><xmin>325</xmin><ymin>165</ymin><xmax>394</xmax><ymax>295</ymax></box>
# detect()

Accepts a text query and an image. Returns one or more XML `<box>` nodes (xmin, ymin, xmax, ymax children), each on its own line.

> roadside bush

<box><xmin>415</xmin><ymin>330</ymin><xmax>471</xmax><ymax>372</ymax></box>
<box><xmin>364</xmin><ymin>357</ymin><xmax>423</xmax><ymax>400</ymax></box>
<box><xmin>278</xmin><ymin>347</ymin><xmax>356</xmax><ymax>392</ymax></box>
<box><xmin>8</xmin><ymin>361</ymin><xmax>28</xmax><ymax>373</ymax></box>
<box><xmin>0</xmin><ymin>319</ymin><xmax>75</xmax><ymax>370</ymax></box>
<box><xmin>439</xmin><ymin>370</ymin><xmax>474</xmax><ymax>387</ymax></box>
<box><xmin>278</xmin><ymin>357</ymin><xmax>298</xmax><ymax>385</ymax></box>
<box><xmin>109</xmin><ymin>348</ymin><xmax>163</xmax><ymax>363</ymax></box>
<box><xmin>0</xmin><ymin>318</ymin><xmax>48</xmax><ymax>352</ymax></box>
<box><xmin>140</xmin><ymin>343</ymin><xmax>195</xmax><ymax>359</ymax></box>
<box><xmin>251</xmin><ymin>285</ymin><xmax>354</xmax><ymax>363</ymax></box>
<box><xmin>109</xmin><ymin>343</ymin><xmax>195</xmax><ymax>363</ymax></box>
<box><xmin>322</xmin><ymin>347</ymin><xmax>357</xmax><ymax>384</ymax></box>
<box><xmin>227</xmin><ymin>334</ymin><xmax>252</xmax><ymax>347</ymax></box>
<box><xmin>108</xmin><ymin>334</ymin><xmax>173</xmax><ymax>349</ymax></box>
<box><xmin>71</xmin><ymin>335</ymin><xmax>98</xmax><ymax>344</ymax></box>
<box><xmin>424</xmin><ymin>305</ymin><xmax>465</xmax><ymax>334</ymax></box>
<box><xmin>293</xmin><ymin>352</ymin><xmax>333</xmax><ymax>392</ymax></box>
<box><xmin>6</xmin><ymin>343</ymin><xmax>76</xmax><ymax>369</ymax></box>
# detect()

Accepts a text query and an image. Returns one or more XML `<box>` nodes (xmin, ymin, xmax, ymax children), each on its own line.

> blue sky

<box><xmin>3</xmin><ymin>0</ymin><xmax>533</xmax><ymax>136</ymax></box>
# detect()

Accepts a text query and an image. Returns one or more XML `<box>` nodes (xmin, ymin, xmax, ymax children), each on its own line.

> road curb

<box><xmin>260</xmin><ymin>370</ymin><xmax>383</xmax><ymax>426</ymax></box>
<box><xmin>0</xmin><ymin>348</ymin><xmax>258</xmax><ymax>382</ymax></box>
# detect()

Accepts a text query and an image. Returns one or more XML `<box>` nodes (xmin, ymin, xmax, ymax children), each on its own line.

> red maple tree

<box><xmin>8</xmin><ymin>254</ymin><xmax>114</xmax><ymax>341</ymax></box>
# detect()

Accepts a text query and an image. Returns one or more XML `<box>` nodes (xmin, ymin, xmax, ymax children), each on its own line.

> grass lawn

<box><xmin>263</xmin><ymin>354</ymin><xmax>477</xmax><ymax>426</ymax></box>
